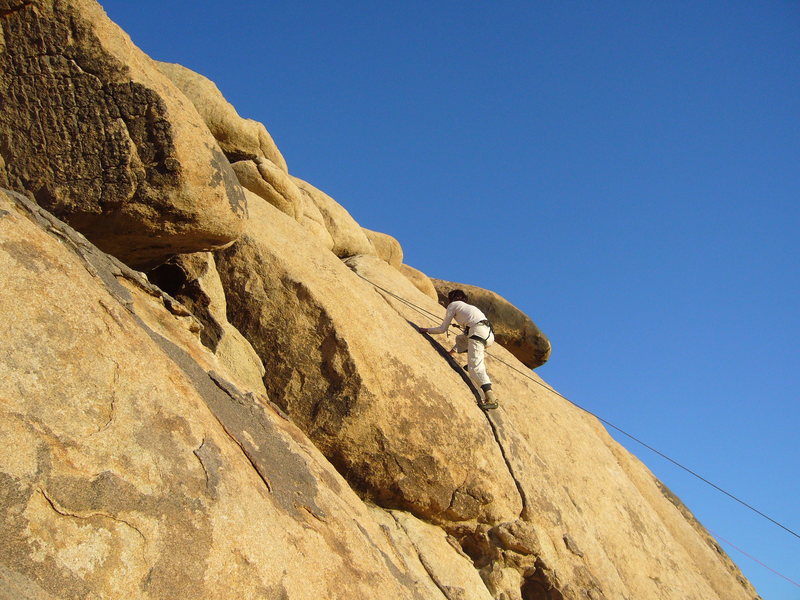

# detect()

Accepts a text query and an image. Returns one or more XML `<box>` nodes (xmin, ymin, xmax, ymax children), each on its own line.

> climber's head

<box><xmin>447</xmin><ymin>289</ymin><xmax>467</xmax><ymax>304</ymax></box>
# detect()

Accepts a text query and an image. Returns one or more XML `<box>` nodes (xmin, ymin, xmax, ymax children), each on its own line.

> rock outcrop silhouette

<box><xmin>0</xmin><ymin>2</ymin><xmax>761</xmax><ymax>600</ymax></box>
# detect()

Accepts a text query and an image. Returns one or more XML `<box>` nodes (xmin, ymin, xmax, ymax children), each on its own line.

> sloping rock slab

<box><xmin>344</xmin><ymin>257</ymin><xmax>759</xmax><ymax>600</ymax></box>
<box><xmin>215</xmin><ymin>200</ymin><xmax>522</xmax><ymax>524</ymax></box>
<box><xmin>0</xmin><ymin>188</ymin><xmax>441</xmax><ymax>600</ymax></box>
<box><xmin>467</xmin><ymin>353</ymin><xmax>761</xmax><ymax>600</ymax></box>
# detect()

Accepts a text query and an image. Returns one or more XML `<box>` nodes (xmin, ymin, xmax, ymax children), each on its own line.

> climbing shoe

<box><xmin>480</xmin><ymin>390</ymin><xmax>499</xmax><ymax>410</ymax></box>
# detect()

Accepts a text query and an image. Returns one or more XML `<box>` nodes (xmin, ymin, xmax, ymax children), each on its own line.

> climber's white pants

<box><xmin>453</xmin><ymin>323</ymin><xmax>494</xmax><ymax>388</ymax></box>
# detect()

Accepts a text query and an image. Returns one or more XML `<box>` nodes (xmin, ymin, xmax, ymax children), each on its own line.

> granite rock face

<box><xmin>0</xmin><ymin>3</ymin><xmax>761</xmax><ymax>600</ymax></box>
<box><xmin>400</xmin><ymin>262</ymin><xmax>439</xmax><ymax>300</ymax></box>
<box><xmin>230</xmin><ymin>158</ymin><xmax>303</xmax><ymax>220</ymax></box>
<box><xmin>146</xmin><ymin>250</ymin><xmax>268</xmax><ymax>394</ymax></box>
<box><xmin>214</xmin><ymin>202</ymin><xmax>522</xmax><ymax>525</ymax></box>
<box><xmin>292</xmin><ymin>176</ymin><xmax>375</xmax><ymax>258</ymax></box>
<box><xmin>364</xmin><ymin>227</ymin><xmax>404</xmax><ymax>268</ymax></box>
<box><xmin>0</xmin><ymin>188</ymin><xmax>458</xmax><ymax>600</ymax></box>
<box><xmin>0</xmin><ymin>0</ymin><xmax>246</xmax><ymax>268</ymax></box>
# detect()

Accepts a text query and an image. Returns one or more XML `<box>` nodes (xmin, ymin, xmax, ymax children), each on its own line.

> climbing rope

<box><xmin>707</xmin><ymin>529</ymin><xmax>800</xmax><ymax>589</ymax></box>
<box><xmin>354</xmin><ymin>271</ymin><xmax>800</xmax><ymax>543</ymax></box>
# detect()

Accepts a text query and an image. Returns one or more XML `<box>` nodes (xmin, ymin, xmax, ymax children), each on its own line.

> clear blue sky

<box><xmin>99</xmin><ymin>2</ymin><xmax>799</xmax><ymax>597</ymax></box>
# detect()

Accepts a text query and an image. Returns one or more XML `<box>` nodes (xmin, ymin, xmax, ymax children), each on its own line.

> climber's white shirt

<box><xmin>427</xmin><ymin>301</ymin><xmax>488</xmax><ymax>334</ymax></box>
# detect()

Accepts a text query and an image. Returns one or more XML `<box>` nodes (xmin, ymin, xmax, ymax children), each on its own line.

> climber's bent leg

<box><xmin>467</xmin><ymin>337</ymin><xmax>491</xmax><ymax>388</ymax></box>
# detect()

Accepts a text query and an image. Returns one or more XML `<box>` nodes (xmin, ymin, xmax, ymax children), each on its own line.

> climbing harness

<box><xmin>468</xmin><ymin>319</ymin><xmax>494</xmax><ymax>346</ymax></box>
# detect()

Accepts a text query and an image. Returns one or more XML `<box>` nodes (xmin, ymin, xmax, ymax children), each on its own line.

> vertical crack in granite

<box><xmin>389</xmin><ymin>511</ymin><xmax>478</xmax><ymax>600</ymax></box>
<box><xmin>483</xmin><ymin>411</ymin><xmax>529</xmax><ymax>520</ymax></box>
<box><xmin>375</xmin><ymin>287</ymin><xmax>529</xmax><ymax>520</ymax></box>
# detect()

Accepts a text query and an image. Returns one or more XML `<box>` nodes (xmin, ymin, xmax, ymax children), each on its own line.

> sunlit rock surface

<box><xmin>0</xmin><ymin>3</ymin><xmax>761</xmax><ymax>599</ymax></box>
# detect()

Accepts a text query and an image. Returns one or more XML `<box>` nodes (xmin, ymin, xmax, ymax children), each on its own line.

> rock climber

<box><xmin>418</xmin><ymin>289</ymin><xmax>498</xmax><ymax>409</ymax></box>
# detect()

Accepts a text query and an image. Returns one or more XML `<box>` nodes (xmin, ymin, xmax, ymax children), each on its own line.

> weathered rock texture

<box><xmin>230</xmin><ymin>158</ymin><xmax>302</xmax><ymax>220</ymax></box>
<box><xmin>432</xmin><ymin>278</ymin><xmax>552</xmax><ymax>369</ymax></box>
<box><xmin>0</xmin><ymin>0</ymin><xmax>246</xmax><ymax>268</ymax></box>
<box><xmin>0</xmin><ymin>4</ymin><xmax>761</xmax><ymax>600</ymax></box>
<box><xmin>146</xmin><ymin>250</ymin><xmax>268</xmax><ymax>394</ymax></box>
<box><xmin>0</xmin><ymin>188</ymin><xmax>460</xmax><ymax>600</ymax></box>
<box><xmin>297</xmin><ymin>185</ymin><xmax>336</xmax><ymax>250</ymax></box>
<box><xmin>215</xmin><ymin>203</ymin><xmax>522</xmax><ymax>525</ymax></box>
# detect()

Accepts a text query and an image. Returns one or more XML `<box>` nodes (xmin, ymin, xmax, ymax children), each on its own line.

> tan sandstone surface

<box><xmin>0</xmin><ymin>2</ymin><xmax>761</xmax><ymax>599</ymax></box>
<box><xmin>0</xmin><ymin>189</ymin><xmax>465</xmax><ymax>600</ymax></box>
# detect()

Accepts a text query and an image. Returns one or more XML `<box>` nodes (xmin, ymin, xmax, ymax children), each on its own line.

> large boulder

<box><xmin>292</xmin><ymin>176</ymin><xmax>375</xmax><ymax>258</ymax></box>
<box><xmin>364</xmin><ymin>227</ymin><xmax>403</xmax><ymax>268</ymax></box>
<box><xmin>214</xmin><ymin>200</ymin><xmax>523</xmax><ymax>525</ymax></box>
<box><xmin>0</xmin><ymin>0</ymin><xmax>246</xmax><ymax>269</ymax></box>
<box><xmin>296</xmin><ymin>186</ymin><xmax>336</xmax><ymax>250</ymax></box>
<box><xmin>230</xmin><ymin>158</ymin><xmax>302</xmax><ymax>220</ymax></box>
<box><xmin>0</xmin><ymin>188</ymin><xmax>463</xmax><ymax>600</ymax></box>
<box><xmin>432</xmin><ymin>279</ymin><xmax>551</xmax><ymax>369</ymax></box>
<box><xmin>157</xmin><ymin>61</ymin><xmax>288</xmax><ymax>171</ymax></box>
<box><xmin>400</xmin><ymin>263</ymin><xmax>439</xmax><ymax>301</ymax></box>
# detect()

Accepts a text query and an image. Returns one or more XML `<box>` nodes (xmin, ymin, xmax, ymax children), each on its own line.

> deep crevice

<box><xmin>147</xmin><ymin>261</ymin><xmax>186</xmax><ymax>297</ymax></box>
<box><xmin>521</xmin><ymin>572</ymin><xmax>565</xmax><ymax>600</ymax></box>
<box><xmin>146</xmin><ymin>258</ymin><xmax>224</xmax><ymax>351</ymax></box>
